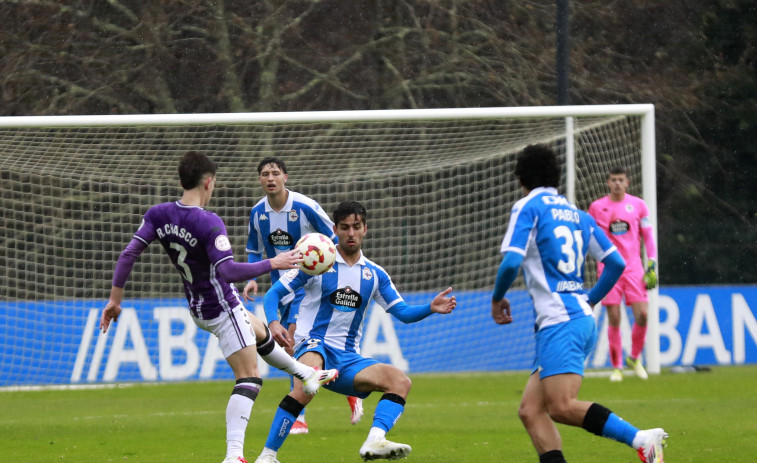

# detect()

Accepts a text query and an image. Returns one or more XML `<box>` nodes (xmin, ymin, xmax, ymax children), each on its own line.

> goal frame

<box><xmin>0</xmin><ymin>104</ymin><xmax>659</xmax><ymax>375</ymax></box>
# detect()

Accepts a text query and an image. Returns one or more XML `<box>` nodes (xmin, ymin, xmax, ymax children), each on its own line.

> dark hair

<box><xmin>257</xmin><ymin>157</ymin><xmax>287</xmax><ymax>175</ymax></box>
<box><xmin>333</xmin><ymin>200</ymin><xmax>367</xmax><ymax>225</ymax></box>
<box><xmin>514</xmin><ymin>144</ymin><xmax>561</xmax><ymax>190</ymax></box>
<box><xmin>608</xmin><ymin>166</ymin><xmax>628</xmax><ymax>178</ymax></box>
<box><xmin>178</xmin><ymin>151</ymin><xmax>217</xmax><ymax>189</ymax></box>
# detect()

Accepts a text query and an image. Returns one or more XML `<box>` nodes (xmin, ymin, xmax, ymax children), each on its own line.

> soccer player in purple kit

<box><xmin>588</xmin><ymin>166</ymin><xmax>658</xmax><ymax>382</ymax></box>
<box><xmin>100</xmin><ymin>151</ymin><xmax>338</xmax><ymax>463</ymax></box>
<box><xmin>491</xmin><ymin>145</ymin><xmax>667</xmax><ymax>463</ymax></box>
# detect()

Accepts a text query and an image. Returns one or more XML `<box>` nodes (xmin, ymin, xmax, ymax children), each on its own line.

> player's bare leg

<box><xmin>518</xmin><ymin>373</ymin><xmax>564</xmax><ymax>457</ymax></box>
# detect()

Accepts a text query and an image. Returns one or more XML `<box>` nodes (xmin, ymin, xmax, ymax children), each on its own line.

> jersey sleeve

<box><xmin>372</xmin><ymin>267</ymin><xmax>404</xmax><ymax>312</ymax></box>
<box><xmin>587</xmin><ymin>200</ymin><xmax>600</xmax><ymax>222</ymax></box>
<box><xmin>303</xmin><ymin>201</ymin><xmax>337</xmax><ymax>242</ymax></box>
<box><xmin>202</xmin><ymin>213</ymin><xmax>235</xmax><ymax>267</ymax></box>
<box><xmin>246</xmin><ymin>209</ymin><xmax>265</xmax><ymax>256</ymax></box>
<box><xmin>133</xmin><ymin>208</ymin><xmax>158</xmax><ymax>245</ymax></box>
<box><xmin>500</xmin><ymin>198</ymin><xmax>536</xmax><ymax>256</ymax></box>
<box><xmin>584</xmin><ymin>212</ymin><xmax>618</xmax><ymax>262</ymax></box>
<box><xmin>637</xmin><ymin>199</ymin><xmax>657</xmax><ymax>260</ymax></box>
<box><xmin>263</xmin><ymin>268</ymin><xmax>309</xmax><ymax>322</ymax></box>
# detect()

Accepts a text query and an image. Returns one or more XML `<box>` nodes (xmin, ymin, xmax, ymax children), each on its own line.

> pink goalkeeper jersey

<box><xmin>588</xmin><ymin>194</ymin><xmax>656</xmax><ymax>274</ymax></box>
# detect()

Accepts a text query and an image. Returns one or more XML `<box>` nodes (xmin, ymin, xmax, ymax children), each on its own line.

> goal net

<box><xmin>0</xmin><ymin>106</ymin><xmax>657</xmax><ymax>386</ymax></box>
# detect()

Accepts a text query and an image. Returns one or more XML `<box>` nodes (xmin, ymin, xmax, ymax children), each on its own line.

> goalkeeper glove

<box><xmin>643</xmin><ymin>259</ymin><xmax>658</xmax><ymax>290</ymax></box>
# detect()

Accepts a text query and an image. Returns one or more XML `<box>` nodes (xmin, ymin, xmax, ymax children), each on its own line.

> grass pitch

<box><xmin>1</xmin><ymin>365</ymin><xmax>755</xmax><ymax>462</ymax></box>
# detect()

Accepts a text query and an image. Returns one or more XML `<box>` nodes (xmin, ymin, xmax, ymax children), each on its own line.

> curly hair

<box><xmin>514</xmin><ymin>144</ymin><xmax>560</xmax><ymax>190</ymax></box>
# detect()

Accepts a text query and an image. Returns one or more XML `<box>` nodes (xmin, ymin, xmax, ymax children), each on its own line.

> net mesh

<box><xmin>0</xmin><ymin>110</ymin><xmax>646</xmax><ymax>385</ymax></box>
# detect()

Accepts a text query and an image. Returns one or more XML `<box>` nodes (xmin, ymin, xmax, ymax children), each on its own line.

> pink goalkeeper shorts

<box><xmin>601</xmin><ymin>267</ymin><xmax>648</xmax><ymax>306</ymax></box>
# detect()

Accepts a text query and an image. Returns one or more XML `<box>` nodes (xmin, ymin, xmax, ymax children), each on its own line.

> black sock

<box><xmin>539</xmin><ymin>449</ymin><xmax>567</xmax><ymax>463</ymax></box>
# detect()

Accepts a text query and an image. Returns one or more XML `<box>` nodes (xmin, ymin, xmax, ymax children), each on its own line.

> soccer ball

<box><xmin>295</xmin><ymin>233</ymin><xmax>337</xmax><ymax>276</ymax></box>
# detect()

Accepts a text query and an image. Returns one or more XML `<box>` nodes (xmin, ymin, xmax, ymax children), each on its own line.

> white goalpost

<box><xmin>0</xmin><ymin>105</ymin><xmax>658</xmax><ymax>386</ymax></box>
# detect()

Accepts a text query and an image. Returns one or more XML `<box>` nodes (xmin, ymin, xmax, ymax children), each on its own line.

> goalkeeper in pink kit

<box><xmin>588</xmin><ymin>167</ymin><xmax>658</xmax><ymax>381</ymax></box>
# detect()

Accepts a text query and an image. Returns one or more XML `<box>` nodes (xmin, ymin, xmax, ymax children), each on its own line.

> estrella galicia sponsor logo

<box><xmin>330</xmin><ymin>286</ymin><xmax>362</xmax><ymax>312</ymax></box>
<box><xmin>609</xmin><ymin>219</ymin><xmax>630</xmax><ymax>235</ymax></box>
<box><xmin>268</xmin><ymin>228</ymin><xmax>294</xmax><ymax>249</ymax></box>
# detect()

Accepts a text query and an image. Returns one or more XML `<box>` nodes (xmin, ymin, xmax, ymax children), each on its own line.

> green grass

<box><xmin>1</xmin><ymin>365</ymin><xmax>755</xmax><ymax>462</ymax></box>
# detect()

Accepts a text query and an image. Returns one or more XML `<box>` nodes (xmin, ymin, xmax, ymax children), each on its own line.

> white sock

<box><xmin>631</xmin><ymin>430</ymin><xmax>646</xmax><ymax>450</ymax></box>
<box><xmin>366</xmin><ymin>426</ymin><xmax>386</xmax><ymax>443</ymax></box>
<box><xmin>225</xmin><ymin>378</ymin><xmax>261</xmax><ymax>459</ymax></box>
<box><xmin>260</xmin><ymin>447</ymin><xmax>278</xmax><ymax>458</ymax></box>
<box><xmin>259</xmin><ymin>338</ymin><xmax>313</xmax><ymax>380</ymax></box>
<box><xmin>226</xmin><ymin>394</ymin><xmax>251</xmax><ymax>458</ymax></box>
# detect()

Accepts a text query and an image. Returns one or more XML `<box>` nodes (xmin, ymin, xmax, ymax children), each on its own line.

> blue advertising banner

<box><xmin>1</xmin><ymin>286</ymin><xmax>756</xmax><ymax>386</ymax></box>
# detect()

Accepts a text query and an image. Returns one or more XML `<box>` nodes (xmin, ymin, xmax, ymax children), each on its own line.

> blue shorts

<box><xmin>533</xmin><ymin>315</ymin><xmax>597</xmax><ymax>379</ymax></box>
<box><xmin>294</xmin><ymin>338</ymin><xmax>378</xmax><ymax>399</ymax></box>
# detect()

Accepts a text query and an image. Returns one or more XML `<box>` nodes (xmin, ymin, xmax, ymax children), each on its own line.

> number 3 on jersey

<box><xmin>554</xmin><ymin>225</ymin><xmax>584</xmax><ymax>278</ymax></box>
<box><xmin>169</xmin><ymin>242</ymin><xmax>194</xmax><ymax>283</ymax></box>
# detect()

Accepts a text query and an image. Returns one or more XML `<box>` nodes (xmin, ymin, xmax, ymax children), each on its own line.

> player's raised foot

<box><xmin>290</xmin><ymin>417</ymin><xmax>309</xmax><ymax>434</ymax></box>
<box><xmin>626</xmin><ymin>356</ymin><xmax>649</xmax><ymax>380</ymax></box>
<box><xmin>348</xmin><ymin>396</ymin><xmax>364</xmax><ymax>424</ymax></box>
<box><xmin>609</xmin><ymin>368</ymin><xmax>623</xmax><ymax>382</ymax></box>
<box><xmin>636</xmin><ymin>428</ymin><xmax>668</xmax><ymax>463</ymax></box>
<box><xmin>359</xmin><ymin>439</ymin><xmax>412</xmax><ymax>461</ymax></box>
<box><xmin>222</xmin><ymin>457</ymin><xmax>249</xmax><ymax>463</ymax></box>
<box><xmin>302</xmin><ymin>367</ymin><xmax>339</xmax><ymax>395</ymax></box>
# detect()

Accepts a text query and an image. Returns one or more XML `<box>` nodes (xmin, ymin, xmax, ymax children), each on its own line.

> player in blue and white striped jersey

<box><xmin>491</xmin><ymin>145</ymin><xmax>667</xmax><ymax>463</ymax></box>
<box><xmin>242</xmin><ymin>157</ymin><xmax>360</xmax><ymax>433</ymax></box>
<box><xmin>253</xmin><ymin>201</ymin><xmax>457</xmax><ymax>463</ymax></box>
<box><xmin>243</xmin><ymin>157</ymin><xmax>336</xmax><ymax>345</ymax></box>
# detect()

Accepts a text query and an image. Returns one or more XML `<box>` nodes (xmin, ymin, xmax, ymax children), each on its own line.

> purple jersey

<box><xmin>133</xmin><ymin>201</ymin><xmax>241</xmax><ymax>319</ymax></box>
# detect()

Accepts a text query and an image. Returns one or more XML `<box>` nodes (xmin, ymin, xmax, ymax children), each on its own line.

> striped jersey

<box><xmin>134</xmin><ymin>201</ymin><xmax>240</xmax><ymax>319</ymax></box>
<box><xmin>500</xmin><ymin>187</ymin><xmax>617</xmax><ymax>330</ymax></box>
<box><xmin>246</xmin><ymin>190</ymin><xmax>336</xmax><ymax>285</ymax></box>
<box><xmin>273</xmin><ymin>251</ymin><xmax>403</xmax><ymax>353</ymax></box>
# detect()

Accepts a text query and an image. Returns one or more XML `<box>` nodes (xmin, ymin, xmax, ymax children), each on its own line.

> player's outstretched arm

<box><xmin>386</xmin><ymin>288</ymin><xmax>455</xmax><ymax>324</ymax></box>
<box><xmin>268</xmin><ymin>249</ymin><xmax>303</xmax><ymax>270</ymax></box>
<box><xmin>217</xmin><ymin>249</ymin><xmax>301</xmax><ymax>283</ymax></box>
